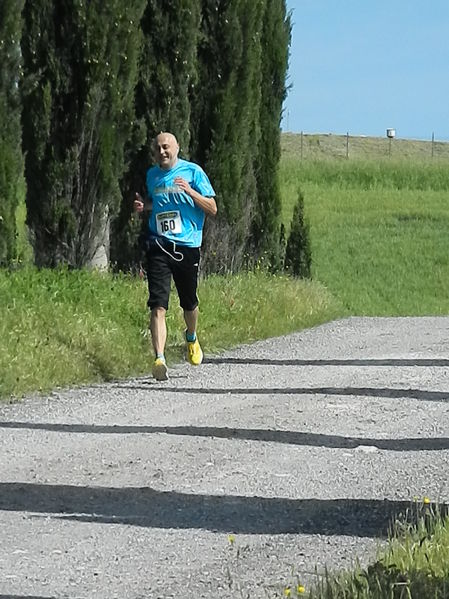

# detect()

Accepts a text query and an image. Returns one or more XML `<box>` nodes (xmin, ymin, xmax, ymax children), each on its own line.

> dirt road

<box><xmin>1</xmin><ymin>317</ymin><xmax>448</xmax><ymax>598</ymax></box>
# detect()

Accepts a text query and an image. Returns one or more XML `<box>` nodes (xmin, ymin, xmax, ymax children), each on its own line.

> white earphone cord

<box><xmin>155</xmin><ymin>238</ymin><xmax>184</xmax><ymax>262</ymax></box>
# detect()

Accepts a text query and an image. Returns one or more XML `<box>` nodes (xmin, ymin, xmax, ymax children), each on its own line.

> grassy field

<box><xmin>279</xmin><ymin>134</ymin><xmax>449</xmax><ymax>315</ymax></box>
<box><xmin>0</xmin><ymin>267</ymin><xmax>341</xmax><ymax>399</ymax></box>
<box><xmin>281</xmin><ymin>132</ymin><xmax>449</xmax><ymax>162</ymax></box>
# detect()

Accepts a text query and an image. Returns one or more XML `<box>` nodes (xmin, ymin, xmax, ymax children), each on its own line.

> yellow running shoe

<box><xmin>187</xmin><ymin>337</ymin><xmax>203</xmax><ymax>366</ymax></box>
<box><xmin>152</xmin><ymin>357</ymin><xmax>168</xmax><ymax>381</ymax></box>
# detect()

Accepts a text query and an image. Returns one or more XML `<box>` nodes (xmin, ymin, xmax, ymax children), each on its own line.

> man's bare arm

<box><xmin>174</xmin><ymin>177</ymin><xmax>217</xmax><ymax>216</ymax></box>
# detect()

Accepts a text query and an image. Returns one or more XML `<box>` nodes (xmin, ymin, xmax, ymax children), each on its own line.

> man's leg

<box><xmin>183</xmin><ymin>306</ymin><xmax>199</xmax><ymax>338</ymax></box>
<box><xmin>150</xmin><ymin>306</ymin><xmax>169</xmax><ymax>381</ymax></box>
<box><xmin>172</xmin><ymin>247</ymin><xmax>203</xmax><ymax>366</ymax></box>
<box><xmin>183</xmin><ymin>306</ymin><xmax>203</xmax><ymax>366</ymax></box>
<box><xmin>146</xmin><ymin>244</ymin><xmax>171</xmax><ymax>381</ymax></box>
<box><xmin>150</xmin><ymin>306</ymin><xmax>167</xmax><ymax>357</ymax></box>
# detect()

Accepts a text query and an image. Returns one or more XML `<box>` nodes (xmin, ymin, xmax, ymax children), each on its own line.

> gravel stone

<box><xmin>0</xmin><ymin>316</ymin><xmax>448</xmax><ymax>598</ymax></box>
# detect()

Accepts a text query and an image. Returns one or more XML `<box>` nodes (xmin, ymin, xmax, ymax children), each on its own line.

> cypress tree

<box><xmin>250</xmin><ymin>0</ymin><xmax>291</xmax><ymax>269</ymax></box>
<box><xmin>0</xmin><ymin>0</ymin><xmax>24</xmax><ymax>265</ymax></box>
<box><xmin>191</xmin><ymin>0</ymin><xmax>265</xmax><ymax>274</ymax></box>
<box><xmin>284</xmin><ymin>189</ymin><xmax>312</xmax><ymax>278</ymax></box>
<box><xmin>111</xmin><ymin>0</ymin><xmax>201</xmax><ymax>271</ymax></box>
<box><xmin>21</xmin><ymin>0</ymin><xmax>145</xmax><ymax>267</ymax></box>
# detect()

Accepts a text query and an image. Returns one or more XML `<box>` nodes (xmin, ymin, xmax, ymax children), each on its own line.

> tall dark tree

<box><xmin>284</xmin><ymin>189</ymin><xmax>312</xmax><ymax>279</ymax></box>
<box><xmin>111</xmin><ymin>0</ymin><xmax>201</xmax><ymax>271</ymax></box>
<box><xmin>251</xmin><ymin>0</ymin><xmax>291</xmax><ymax>269</ymax></box>
<box><xmin>21</xmin><ymin>0</ymin><xmax>145</xmax><ymax>267</ymax></box>
<box><xmin>191</xmin><ymin>0</ymin><xmax>265</xmax><ymax>274</ymax></box>
<box><xmin>0</xmin><ymin>0</ymin><xmax>24</xmax><ymax>265</ymax></box>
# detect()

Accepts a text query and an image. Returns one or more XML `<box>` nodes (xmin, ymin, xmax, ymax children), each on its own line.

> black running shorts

<box><xmin>146</xmin><ymin>240</ymin><xmax>200</xmax><ymax>311</ymax></box>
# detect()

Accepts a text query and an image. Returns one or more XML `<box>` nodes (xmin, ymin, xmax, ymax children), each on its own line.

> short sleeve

<box><xmin>193</xmin><ymin>166</ymin><xmax>215</xmax><ymax>197</ymax></box>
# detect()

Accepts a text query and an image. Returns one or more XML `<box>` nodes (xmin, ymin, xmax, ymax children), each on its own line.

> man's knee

<box><xmin>182</xmin><ymin>303</ymin><xmax>199</xmax><ymax>314</ymax></box>
<box><xmin>151</xmin><ymin>306</ymin><xmax>166</xmax><ymax>316</ymax></box>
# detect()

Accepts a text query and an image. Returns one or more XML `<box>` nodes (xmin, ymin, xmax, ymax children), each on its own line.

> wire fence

<box><xmin>281</xmin><ymin>132</ymin><xmax>449</xmax><ymax>162</ymax></box>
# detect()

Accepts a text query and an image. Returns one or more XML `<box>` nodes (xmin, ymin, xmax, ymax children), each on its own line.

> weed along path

<box><xmin>1</xmin><ymin>317</ymin><xmax>449</xmax><ymax>598</ymax></box>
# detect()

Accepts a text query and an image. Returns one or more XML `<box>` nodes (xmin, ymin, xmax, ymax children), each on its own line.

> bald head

<box><xmin>153</xmin><ymin>132</ymin><xmax>179</xmax><ymax>170</ymax></box>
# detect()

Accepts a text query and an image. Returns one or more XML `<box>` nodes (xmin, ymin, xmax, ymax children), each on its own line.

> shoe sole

<box><xmin>188</xmin><ymin>349</ymin><xmax>203</xmax><ymax>366</ymax></box>
<box><xmin>152</xmin><ymin>362</ymin><xmax>168</xmax><ymax>381</ymax></box>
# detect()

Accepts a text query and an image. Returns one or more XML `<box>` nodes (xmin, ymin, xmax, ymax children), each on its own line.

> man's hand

<box><xmin>174</xmin><ymin>177</ymin><xmax>192</xmax><ymax>195</ymax></box>
<box><xmin>133</xmin><ymin>192</ymin><xmax>145</xmax><ymax>213</ymax></box>
<box><xmin>174</xmin><ymin>177</ymin><xmax>217</xmax><ymax>216</ymax></box>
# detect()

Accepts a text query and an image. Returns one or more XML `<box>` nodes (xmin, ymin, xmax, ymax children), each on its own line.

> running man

<box><xmin>134</xmin><ymin>132</ymin><xmax>217</xmax><ymax>380</ymax></box>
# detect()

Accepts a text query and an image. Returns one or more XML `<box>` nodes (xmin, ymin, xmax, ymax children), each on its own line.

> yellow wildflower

<box><xmin>423</xmin><ymin>496</ymin><xmax>431</xmax><ymax>504</ymax></box>
<box><xmin>297</xmin><ymin>584</ymin><xmax>305</xmax><ymax>594</ymax></box>
<box><xmin>228</xmin><ymin>534</ymin><xmax>235</xmax><ymax>545</ymax></box>
<box><xmin>283</xmin><ymin>588</ymin><xmax>291</xmax><ymax>597</ymax></box>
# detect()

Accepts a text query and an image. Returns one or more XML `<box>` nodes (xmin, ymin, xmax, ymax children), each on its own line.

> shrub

<box><xmin>284</xmin><ymin>189</ymin><xmax>312</xmax><ymax>278</ymax></box>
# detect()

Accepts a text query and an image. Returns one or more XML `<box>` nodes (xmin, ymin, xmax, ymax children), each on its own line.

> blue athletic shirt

<box><xmin>146</xmin><ymin>158</ymin><xmax>215</xmax><ymax>248</ymax></box>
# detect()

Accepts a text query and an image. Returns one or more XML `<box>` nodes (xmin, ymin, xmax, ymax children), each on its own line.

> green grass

<box><xmin>0</xmin><ymin>268</ymin><xmax>150</xmax><ymax>398</ymax></box>
<box><xmin>0</xmin><ymin>267</ymin><xmax>342</xmax><ymax>399</ymax></box>
<box><xmin>292</xmin><ymin>505</ymin><xmax>449</xmax><ymax>599</ymax></box>
<box><xmin>279</xmin><ymin>157</ymin><xmax>449</xmax><ymax>315</ymax></box>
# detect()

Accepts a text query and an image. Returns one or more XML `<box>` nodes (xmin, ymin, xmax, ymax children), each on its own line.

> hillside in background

<box><xmin>278</xmin><ymin>132</ymin><xmax>449</xmax><ymax>316</ymax></box>
<box><xmin>281</xmin><ymin>132</ymin><xmax>449</xmax><ymax>162</ymax></box>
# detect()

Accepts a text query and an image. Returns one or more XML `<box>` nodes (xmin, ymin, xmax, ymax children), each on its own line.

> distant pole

<box><xmin>346</xmin><ymin>131</ymin><xmax>349</xmax><ymax>159</ymax></box>
<box><xmin>300</xmin><ymin>131</ymin><xmax>303</xmax><ymax>160</ymax></box>
<box><xmin>431</xmin><ymin>131</ymin><xmax>435</xmax><ymax>159</ymax></box>
<box><xmin>386</xmin><ymin>128</ymin><xmax>395</xmax><ymax>158</ymax></box>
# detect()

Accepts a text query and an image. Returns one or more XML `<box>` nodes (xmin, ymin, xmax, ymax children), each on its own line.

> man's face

<box><xmin>153</xmin><ymin>133</ymin><xmax>179</xmax><ymax>170</ymax></box>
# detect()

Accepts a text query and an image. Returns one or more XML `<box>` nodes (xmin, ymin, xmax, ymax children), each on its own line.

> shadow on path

<box><xmin>0</xmin><ymin>482</ymin><xmax>445</xmax><ymax>538</ymax></box>
<box><xmin>0</xmin><ymin>596</ymin><xmax>55</xmax><ymax>599</ymax></box>
<box><xmin>204</xmin><ymin>357</ymin><xmax>449</xmax><ymax>367</ymax></box>
<box><xmin>1</xmin><ymin>421</ymin><xmax>449</xmax><ymax>452</ymax></box>
<box><xmin>115</xmin><ymin>385</ymin><xmax>449</xmax><ymax>403</ymax></box>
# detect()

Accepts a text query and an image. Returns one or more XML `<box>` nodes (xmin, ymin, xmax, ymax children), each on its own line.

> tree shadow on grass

<box><xmin>0</xmin><ymin>482</ymin><xmax>445</xmax><ymax>538</ymax></box>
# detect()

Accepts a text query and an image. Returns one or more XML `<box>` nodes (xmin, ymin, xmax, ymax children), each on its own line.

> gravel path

<box><xmin>1</xmin><ymin>316</ymin><xmax>449</xmax><ymax>599</ymax></box>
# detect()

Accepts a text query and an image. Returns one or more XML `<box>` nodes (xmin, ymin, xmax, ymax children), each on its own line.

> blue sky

<box><xmin>281</xmin><ymin>0</ymin><xmax>449</xmax><ymax>140</ymax></box>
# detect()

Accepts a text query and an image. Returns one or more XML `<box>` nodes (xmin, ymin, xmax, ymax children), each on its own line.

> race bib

<box><xmin>156</xmin><ymin>210</ymin><xmax>182</xmax><ymax>236</ymax></box>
